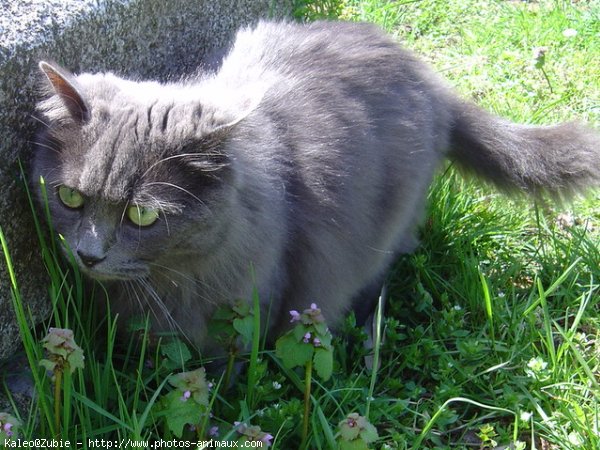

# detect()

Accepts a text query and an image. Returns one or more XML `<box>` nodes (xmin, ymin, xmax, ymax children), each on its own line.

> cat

<box><xmin>31</xmin><ymin>20</ymin><xmax>599</xmax><ymax>352</ymax></box>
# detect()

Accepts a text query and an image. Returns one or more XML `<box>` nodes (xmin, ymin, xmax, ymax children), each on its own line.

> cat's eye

<box><xmin>127</xmin><ymin>205</ymin><xmax>159</xmax><ymax>227</ymax></box>
<box><xmin>58</xmin><ymin>185</ymin><xmax>84</xmax><ymax>209</ymax></box>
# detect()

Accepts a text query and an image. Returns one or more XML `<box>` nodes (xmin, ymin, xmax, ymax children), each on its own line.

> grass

<box><xmin>1</xmin><ymin>0</ymin><xmax>599</xmax><ymax>448</ymax></box>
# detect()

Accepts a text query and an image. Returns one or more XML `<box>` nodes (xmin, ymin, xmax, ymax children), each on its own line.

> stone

<box><xmin>0</xmin><ymin>0</ymin><xmax>292</xmax><ymax>363</ymax></box>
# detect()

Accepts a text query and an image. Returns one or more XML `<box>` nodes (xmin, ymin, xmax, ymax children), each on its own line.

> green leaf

<box><xmin>40</xmin><ymin>328</ymin><xmax>85</xmax><ymax>373</ymax></box>
<box><xmin>339</xmin><ymin>418</ymin><xmax>360</xmax><ymax>441</ymax></box>
<box><xmin>207</xmin><ymin>322</ymin><xmax>235</xmax><ymax>345</ymax></box>
<box><xmin>168</xmin><ymin>368</ymin><xmax>210</xmax><ymax>406</ymax></box>
<box><xmin>314</xmin><ymin>321</ymin><xmax>329</xmax><ymax>336</ymax></box>
<box><xmin>67</xmin><ymin>347</ymin><xmax>85</xmax><ymax>373</ymax></box>
<box><xmin>233</xmin><ymin>316</ymin><xmax>254</xmax><ymax>345</ymax></box>
<box><xmin>208</xmin><ymin>307</ymin><xmax>235</xmax><ymax>338</ymax></box>
<box><xmin>39</xmin><ymin>359</ymin><xmax>57</xmax><ymax>373</ymax></box>
<box><xmin>313</xmin><ymin>347</ymin><xmax>333</xmax><ymax>381</ymax></box>
<box><xmin>293</xmin><ymin>323</ymin><xmax>310</xmax><ymax>341</ymax></box>
<box><xmin>232</xmin><ymin>300</ymin><xmax>251</xmax><ymax>317</ymax></box>
<box><xmin>359</xmin><ymin>422</ymin><xmax>379</xmax><ymax>444</ymax></box>
<box><xmin>211</xmin><ymin>306</ymin><xmax>236</xmax><ymax>321</ymax></box>
<box><xmin>338</xmin><ymin>413</ymin><xmax>378</xmax><ymax>446</ymax></box>
<box><xmin>338</xmin><ymin>439</ymin><xmax>370</xmax><ymax>450</ymax></box>
<box><xmin>162</xmin><ymin>391</ymin><xmax>204</xmax><ymax>438</ymax></box>
<box><xmin>276</xmin><ymin>333</ymin><xmax>313</xmax><ymax>369</ymax></box>
<box><xmin>315</xmin><ymin>328</ymin><xmax>333</xmax><ymax>348</ymax></box>
<box><xmin>161</xmin><ymin>339</ymin><xmax>192</xmax><ymax>365</ymax></box>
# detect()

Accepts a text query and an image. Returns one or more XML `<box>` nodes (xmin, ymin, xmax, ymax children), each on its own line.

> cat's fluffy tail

<box><xmin>447</xmin><ymin>101</ymin><xmax>600</xmax><ymax>199</ymax></box>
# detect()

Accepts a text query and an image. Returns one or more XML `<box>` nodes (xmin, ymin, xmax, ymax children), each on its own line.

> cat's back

<box><xmin>214</xmin><ymin>20</ymin><xmax>428</xmax><ymax>90</ymax></box>
<box><xmin>229</xmin><ymin>20</ymin><xmax>394</xmax><ymax>64</ymax></box>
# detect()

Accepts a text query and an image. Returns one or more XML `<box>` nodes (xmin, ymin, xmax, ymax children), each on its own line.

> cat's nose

<box><xmin>77</xmin><ymin>249</ymin><xmax>106</xmax><ymax>267</ymax></box>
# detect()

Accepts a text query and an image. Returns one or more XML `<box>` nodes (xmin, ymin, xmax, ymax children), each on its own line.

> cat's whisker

<box><xmin>119</xmin><ymin>201</ymin><xmax>129</xmax><ymax>228</ymax></box>
<box><xmin>123</xmin><ymin>281</ymin><xmax>143</xmax><ymax>314</ymax></box>
<box><xmin>29</xmin><ymin>113</ymin><xmax>51</xmax><ymax>128</ymax></box>
<box><xmin>144</xmin><ymin>181</ymin><xmax>212</xmax><ymax>215</ymax></box>
<box><xmin>161</xmin><ymin>206</ymin><xmax>171</xmax><ymax>236</ymax></box>
<box><xmin>131</xmin><ymin>279</ymin><xmax>181</xmax><ymax>340</ymax></box>
<box><xmin>29</xmin><ymin>140</ymin><xmax>61</xmax><ymax>155</ymax></box>
<box><xmin>126</xmin><ymin>278</ymin><xmax>164</xmax><ymax>326</ymax></box>
<box><xmin>122</xmin><ymin>280</ymin><xmax>156</xmax><ymax>329</ymax></box>
<box><xmin>140</xmin><ymin>152</ymin><xmax>224</xmax><ymax>179</ymax></box>
<box><xmin>136</xmin><ymin>278</ymin><xmax>191</xmax><ymax>343</ymax></box>
<box><xmin>147</xmin><ymin>193</ymin><xmax>171</xmax><ymax>236</ymax></box>
<box><xmin>149</xmin><ymin>262</ymin><xmax>222</xmax><ymax>307</ymax></box>
<box><xmin>135</xmin><ymin>279</ymin><xmax>166</xmax><ymax>320</ymax></box>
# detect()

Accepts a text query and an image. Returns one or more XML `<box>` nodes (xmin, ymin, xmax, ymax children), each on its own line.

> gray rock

<box><xmin>0</xmin><ymin>0</ymin><xmax>292</xmax><ymax>364</ymax></box>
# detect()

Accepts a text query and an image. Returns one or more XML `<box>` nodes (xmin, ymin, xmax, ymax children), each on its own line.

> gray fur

<box><xmin>31</xmin><ymin>21</ymin><xmax>599</xmax><ymax>350</ymax></box>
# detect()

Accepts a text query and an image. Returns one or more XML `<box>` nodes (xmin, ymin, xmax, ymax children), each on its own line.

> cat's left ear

<box><xmin>39</xmin><ymin>61</ymin><xmax>90</xmax><ymax>124</ymax></box>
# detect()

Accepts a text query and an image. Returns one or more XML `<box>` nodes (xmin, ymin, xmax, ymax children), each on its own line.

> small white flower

<box><xmin>453</xmin><ymin>304</ymin><xmax>462</xmax><ymax>311</ymax></box>
<box><xmin>568</xmin><ymin>431</ymin><xmax>583</xmax><ymax>445</ymax></box>
<box><xmin>513</xmin><ymin>440</ymin><xmax>526</xmax><ymax>450</ymax></box>
<box><xmin>497</xmin><ymin>291</ymin><xmax>505</xmax><ymax>298</ymax></box>
<box><xmin>272</xmin><ymin>381</ymin><xmax>282</xmax><ymax>390</ymax></box>
<box><xmin>527</xmin><ymin>356</ymin><xmax>548</xmax><ymax>372</ymax></box>
<box><xmin>562</xmin><ymin>28</ymin><xmax>577</xmax><ymax>38</ymax></box>
<box><xmin>520</xmin><ymin>411</ymin><xmax>533</xmax><ymax>422</ymax></box>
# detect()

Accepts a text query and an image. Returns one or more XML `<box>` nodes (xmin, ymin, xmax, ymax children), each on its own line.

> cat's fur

<box><xmin>32</xmin><ymin>21</ymin><xmax>599</xmax><ymax>350</ymax></box>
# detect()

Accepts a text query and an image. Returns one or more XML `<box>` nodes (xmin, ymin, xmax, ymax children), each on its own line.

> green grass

<box><xmin>2</xmin><ymin>0</ymin><xmax>599</xmax><ymax>448</ymax></box>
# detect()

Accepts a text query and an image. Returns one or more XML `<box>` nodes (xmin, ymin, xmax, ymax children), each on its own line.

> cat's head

<box><xmin>31</xmin><ymin>61</ymin><xmax>261</xmax><ymax>281</ymax></box>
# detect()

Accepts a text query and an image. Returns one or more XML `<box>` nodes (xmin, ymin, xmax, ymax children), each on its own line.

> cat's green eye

<box><xmin>58</xmin><ymin>185</ymin><xmax>84</xmax><ymax>209</ymax></box>
<box><xmin>127</xmin><ymin>205</ymin><xmax>159</xmax><ymax>227</ymax></box>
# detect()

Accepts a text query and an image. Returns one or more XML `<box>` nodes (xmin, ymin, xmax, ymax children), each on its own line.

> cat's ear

<box><xmin>39</xmin><ymin>61</ymin><xmax>90</xmax><ymax>124</ymax></box>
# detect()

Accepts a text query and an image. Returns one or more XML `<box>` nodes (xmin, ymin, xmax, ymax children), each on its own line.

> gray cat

<box><xmin>31</xmin><ymin>21</ymin><xmax>599</xmax><ymax>351</ymax></box>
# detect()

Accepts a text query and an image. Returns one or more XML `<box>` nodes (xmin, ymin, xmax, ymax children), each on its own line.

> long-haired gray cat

<box><xmin>32</xmin><ymin>21</ymin><xmax>599</xmax><ymax>351</ymax></box>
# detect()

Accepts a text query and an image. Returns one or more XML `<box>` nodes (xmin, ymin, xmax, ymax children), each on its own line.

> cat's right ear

<box><xmin>39</xmin><ymin>61</ymin><xmax>90</xmax><ymax>124</ymax></box>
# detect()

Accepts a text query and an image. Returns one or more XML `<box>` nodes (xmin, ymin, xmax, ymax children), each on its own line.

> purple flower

<box><xmin>303</xmin><ymin>303</ymin><xmax>325</xmax><ymax>324</ymax></box>
<box><xmin>261</xmin><ymin>433</ymin><xmax>274</xmax><ymax>445</ymax></box>
<box><xmin>180</xmin><ymin>390</ymin><xmax>191</xmax><ymax>402</ymax></box>
<box><xmin>289</xmin><ymin>310</ymin><xmax>301</xmax><ymax>322</ymax></box>
<box><xmin>303</xmin><ymin>332</ymin><xmax>312</xmax><ymax>343</ymax></box>
<box><xmin>3</xmin><ymin>422</ymin><xmax>13</xmax><ymax>437</ymax></box>
<box><xmin>209</xmin><ymin>426</ymin><xmax>219</xmax><ymax>437</ymax></box>
<box><xmin>313</xmin><ymin>337</ymin><xmax>321</xmax><ymax>347</ymax></box>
